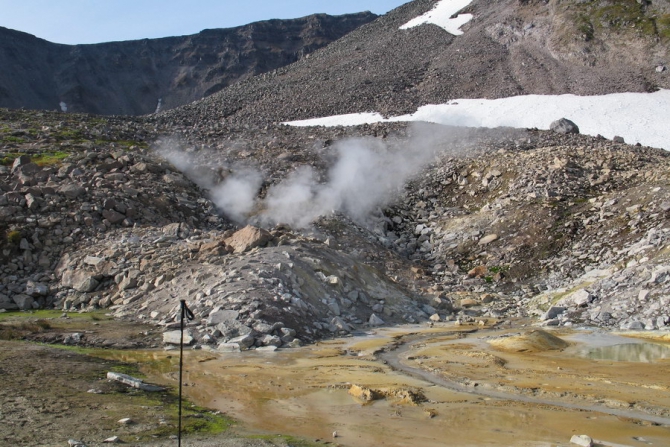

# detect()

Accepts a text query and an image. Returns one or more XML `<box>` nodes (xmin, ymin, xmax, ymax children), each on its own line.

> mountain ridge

<box><xmin>0</xmin><ymin>12</ymin><xmax>377</xmax><ymax>115</ymax></box>
<box><xmin>157</xmin><ymin>0</ymin><xmax>669</xmax><ymax>127</ymax></box>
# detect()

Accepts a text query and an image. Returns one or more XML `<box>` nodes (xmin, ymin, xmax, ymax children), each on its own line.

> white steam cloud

<box><xmin>157</xmin><ymin>124</ymin><xmax>492</xmax><ymax>228</ymax></box>
<box><xmin>211</xmin><ymin>169</ymin><xmax>263</xmax><ymax>223</ymax></box>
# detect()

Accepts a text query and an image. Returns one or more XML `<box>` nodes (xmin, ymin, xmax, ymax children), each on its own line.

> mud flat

<box><xmin>2</xmin><ymin>312</ymin><xmax>670</xmax><ymax>446</ymax></box>
<box><xmin>142</xmin><ymin>323</ymin><xmax>670</xmax><ymax>447</ymax></box>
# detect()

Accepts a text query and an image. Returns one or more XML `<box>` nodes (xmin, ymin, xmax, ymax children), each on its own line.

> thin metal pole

<box><xmin>178</xmin><ymin>300</ymin><xmax>185</xmax><ymax>447</ymax></box>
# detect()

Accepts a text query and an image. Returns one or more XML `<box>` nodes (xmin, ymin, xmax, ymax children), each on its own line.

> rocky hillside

<box><xmin>2</xmin><ymin>107</ymin><xmax>670</xmax><ymax>352</ymax></box>
<box><xmin>1</xmin><ymin>0</ymin><xmax>670</xmax><ymax>351</ymax></box>
<box><xmin>159</xmin><ymin>0</ymin><xmax>670</xmax><ymax>127</ymax></box>
<box><xmin>0</xmin><ymin>12</ymin><xmax>376</xmax><ymax>116</ymax></box>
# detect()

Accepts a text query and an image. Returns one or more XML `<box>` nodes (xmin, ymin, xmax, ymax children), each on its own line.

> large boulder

<box><xmin>0</xmin><ymin>293</ymin><xmax>19</xmax><ymax>310</ymax></box>
<box><xmin>206</xmin><ymin>310</ymin><xmax>239</xmax><ymax>326</ymax></box>
<box><xmin>12</xmin><ymin>294</ymin><xmax>35</xmax><ymax>310</ymax></box>
<box><xmin>550</xmin><ymin>118</ymin><xmax>580</xmax><ymax>134</ymax></box>
<box><xmin>61</xmin><ymin>270</ymin><xmax>99</xmax><ymax>293</ymax></box>
<box><xmin>224</xmin><ymin>225</ymin><xmax>273</xmax><ymax>253</ymax></box>
<box><xmin>163</xmin><ymin>330</ymin><xmax>193</xmax><ymax>345</ymax></box>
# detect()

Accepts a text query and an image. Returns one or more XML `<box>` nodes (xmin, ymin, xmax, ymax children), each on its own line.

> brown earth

<box><xmin>0</xmin><ymin>312</ymin><xmax>302</xmax><ymax>447</ymax></box>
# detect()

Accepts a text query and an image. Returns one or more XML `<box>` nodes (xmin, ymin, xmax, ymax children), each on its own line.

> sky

<box><xmin>0</xmin><ymin>0</ymin><xmax>409</xmax><ymax>45</ymax></box>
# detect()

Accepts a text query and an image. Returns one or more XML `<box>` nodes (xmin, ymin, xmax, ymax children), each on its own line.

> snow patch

<box><xmin>284</xmin><ymin>89</ymin><xmax>670</xmax><ymax>151</ymax></box>
<box><xmin>287</xmin><ymin>112</ymin><xmax>385</xmax><ymax>127</ymax></box>
<box><xmin>400</xmin><ymin>0</ymin><xmax>474</xmax><ymax>36</ymax></box>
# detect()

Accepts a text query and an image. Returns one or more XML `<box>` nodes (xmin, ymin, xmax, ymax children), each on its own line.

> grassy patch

<box><xmin>658</xmin><ymin>14</ymin><xmax>670</xmax><ymax>39</ymax></box>
<box><xmin>6</xmin><ymin>229</ymin><xmax>21</xmax><ymax>245</ymax></box>
<box><xmin>247</xmin><ymin>434</ymin><xmax>320</xmax><ymax>447</ymax></box>
<box><xmin>2</xmin><ymin>136</ymin><xmax>25</xmax><ymax>144</ymax></box>
<box><xmin>0</xmin><ymin>319</ymin><xmax>51</xmax><ymax>340</ymax></box>
<box><xmin>53</xmin><ymin>128</ymin><xmax>85</xmax><ymax>141</ymax></box>
<box><xmin>33</xmin><ymin>151</ymin><xmax>70</xmax><ymax>166</ymax></box>
<box><xmin>572</xmin><ymin>0</ymin><xmax>667</xmax><ymax>39</ymax></box>
<box><xmin>576</xmin><ymin>14</ymin><xmax>595</xmax><ymax>41</ymax></box>
<box><xmin>0</xmin><ymin>309</ymin><xmax>111</xmax><ymax>322</ymax></box>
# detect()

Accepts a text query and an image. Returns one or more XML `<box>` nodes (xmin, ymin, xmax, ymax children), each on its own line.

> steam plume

<box><xmin>157</xmin><ymin>123</ymin><xmax>497</xmax><ymax>228</ymax></box>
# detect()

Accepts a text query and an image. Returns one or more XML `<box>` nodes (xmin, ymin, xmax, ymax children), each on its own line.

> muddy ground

<box><xmin>2</xmin><ymin>311</ymin><xmax>670</xmax><ymax>447</ymax></box>
<box><xmin>0</xmin><ymin>311</ymin><xmax>306</xmax><ymax>447</ymax></box>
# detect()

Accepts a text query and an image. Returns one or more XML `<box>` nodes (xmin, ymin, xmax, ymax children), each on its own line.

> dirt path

<box><xmin>378</xmin><ymin>331</ymin><xmax>670</xmax><ymax>426</ymax></box>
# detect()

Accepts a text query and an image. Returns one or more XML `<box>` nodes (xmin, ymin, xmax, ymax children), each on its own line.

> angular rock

<box><xmin>102</xmin><ymin>209</ymin><xmax>125</xmax><ymax>224</ymax></box>
<box><xmin>107</xmin><ymin>372</ymin><xmax>165</xmax><ymax>392</ymax></box>
<box><xmin>12</xmin><ymin>294</ymin><xmax>35</xmax><ymax>310</ymax></box>
<box><xmin>59</xmin><ymin>183</ymin><xmax>86</xmax><ymax>199</ymax></box>
<box><xmin>163</xmin><ymin>330</ymin><xmax>193</xmax><ymax>345</ymax></box>
<box><xmin>224</xmin><ymin>225</ymin><xmax>273</xmax><ymax>253</ymax></box>
<box><xmin>556</xmin><ymin>289</ymin><xmax>591</xmax><ymax>308</ymax></box>
<box><xmin>206</xmin><ymin>309</ymin><xmax>239</xmax><ymax>326</ymax></box>
<box><xmin>550</xmin><ymin>118</ymin><xmax>579</xmax><ymax>134</ymax></box>
<box><xmin>228</xmin><ymin>333</ymin><xmax>255</xmax><ymax>350</ymax></box>
<box><xmin>477</xmin><ymin>234</ymin><xmax>498</xmax><ymax>245</ymax></box>
<box><xmin>369</xmin><ymin>313</ymin><xmax>385</xmax><ymax>326</ymax></box>
<box><xmin>25</xmin><ymin>280</ymin><xmax>48</xmax><ymax>297</ymax></box>
<box><xmin>0</xmin><ymin>293</ymin><xmax>18</xmax><ymax>310</ymax></box>
<box><xmin>259</xmin><ymin>334</ymin><xmax>282</xmax><ymax>347</ymax></box>
<box><xmin>569</xmin><ymin>434</ymin><xmax>593</xmax><ymax>447</ymax></box>
<box><xmin>542</xmin><ymin>306</ymin><xmax>566</xmax><ymax>321</ymax></box>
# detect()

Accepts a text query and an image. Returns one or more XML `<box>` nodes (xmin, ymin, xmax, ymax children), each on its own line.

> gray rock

<box><xmin>12</xmin><ymin>294</ymin><xmax>35</xmax><ymax>310</ymax></box>
<box><xmin>102</xmin><ymin>209</ymin><xmax>125</xmax><ymax>224</ymax></box>
<box><xmin>542</xmin><ymin>306</ymin><xmax>566</xmax><ymax>320</ymax></box>
<box><xmin>25</xmin><ymin>281</ymin><xmax>48</xmax><ymax>297</ymax></box>
<box><xmin>206</xmin><ymin>310</ymin><xmax>239</xmax><ymax>326</ymax></box>
<box><xmin>0</xmin><ymin>293</ymin><xmax>19</xmax><ymax>310</ymax></box>
<box><xmin>550</xmin><ymin>118</ymin><xmax>579</xmax><ymax>134</ymax></box>
<box><xmin>369</xmin><ymin>313</ymin><xmax>385</xmax><ymax>326</ymax></box>
<box><xmin>557</xmin><ymin>289</ymin><xmax>591</xmax><ymax>307</ymax></box>
<box><xmin>61</xmin><ymin>270</ymin><xmax>100</xmax><ymax>293</ymax></box>
<box><xmin>217</xmin><ymin>343</ymin><xmax>241</xmax><ymax>352</ymax></box>
<box><xmin>331</xmin><ymin>316</ymin><xmax>351</xmax><ymax>331</ymax></box>
<box><xmin>259</xmin><ymin>334</ymin><xmax>282</xmax><ymax>347</ymax></box>
<box><xmin>228</xmin><ymin>333</ymin><xmax>255</xmax><ymax>349</ymax></box>
<box><xmin>163</xmin><ymin>330</ymin><xmax>193</xmax><ymax>345</ymax></box>
<box><xmin>59</xmin><ymin>183</ymin><xmax>86</xmax><ymax>199</ymax></box>
<box><xmin>107</xmin><ymin>372</ymin><xmax>165</xmax><ymax>392</ymax></box>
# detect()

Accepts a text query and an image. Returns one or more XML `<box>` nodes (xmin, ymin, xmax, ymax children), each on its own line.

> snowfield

<box><xmin>285</xmin><ymin>89</ymin><xmax>670</xmax><ymax>151</ymax></box>
<box><xmin>400</xmin><ymin>0</ymin><xmax>474</xmax><ymax>35</ymax></box>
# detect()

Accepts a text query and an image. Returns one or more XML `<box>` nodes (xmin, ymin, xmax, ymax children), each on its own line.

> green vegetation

<box><xmin>0</xmin><ymin>151</ymin><xmax>70</xmax><ymax>167</ymax></box>
<box><xmin>248</xmin><ymin>434</ymin><xmax>321</xmax><ymax>447</ymax></box>
<box><xmin>0</xmin><ymin>309</ymin><xmax>111</xmax><ymax>322</ymax></box>
<box><xmin>33</xmin><ymin>151</ymin><xmax>70</xmax><ymax>166</ymax></box>
<box><xmin>576</xmin><ymin>14</ymin><xmax>595</xmax><ymax>41</ymax></box>
<box><xmin>6</xmin><ymin>230</ymin><xmax>21</xmax><ymax>245</ymax></box>
<box><xmin>570</xmin><ymin>0</ymin><xmax>670</xmax><ymax>40</ymax></box>
<box><xmin>658</xmin><ymin>14</ymin><xmax>670</xmax><ymax>39</ymax></box>
<box><xmin>0</xmin><ymin>319</ymin><xmax>51</xmax><ymax>340</ymax></box>
<box><xmin>3</xmin><ymin>136</ymin><xmax>26</xmax><ymax>144</ymax></box>
<box><xmin>52</xmin><ymin>128</ymin><xmax>85</xmax><ymax>142</ymax></box>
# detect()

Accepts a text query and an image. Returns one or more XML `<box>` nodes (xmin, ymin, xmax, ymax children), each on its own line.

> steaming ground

<box><xmin>158</xmin><ymin>123</ymin><xmax>500</xmax><ymax>228</ymax></box>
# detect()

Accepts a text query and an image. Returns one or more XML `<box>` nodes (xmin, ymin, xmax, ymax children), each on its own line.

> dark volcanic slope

<box><xmin>159</xmin><ymin>0</ymin><xmax>670</xmax><ymax>127</ymax></box>
<box><xmin>0</xmin><ymin>12</ymin><xmax>376</xmax><ymax>116</ymax></box>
